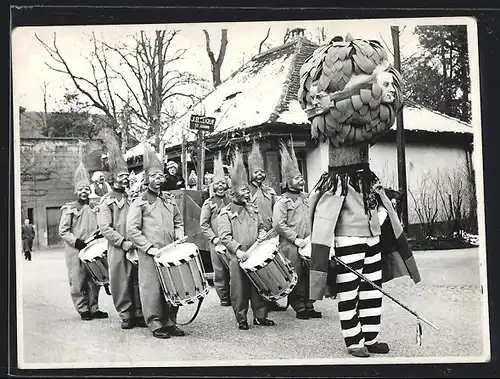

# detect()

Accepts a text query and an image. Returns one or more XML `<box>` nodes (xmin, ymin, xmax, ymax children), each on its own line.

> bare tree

<box><xmin>105</xmin><ymin>30</ymin><xmax>208</xmax><ymax>150</ymax></box>
<box><xmin>203</xmin><ymin>29</ymin><xmax>228</xmax><ymax>88</ymax></box>
<box><xmin>408</xmin><ymin>172</ymin><xmax>440</xmax><ymax>238</ymax></box>
<box><xmin>36</xmin><ymin>32</ymin><xmax>122</xmax><ymax>139</ymax></box>
<box><xmin>258</xmin><ymin>28</ymin><xmax>271</xmax><ymax>53</ymax></box>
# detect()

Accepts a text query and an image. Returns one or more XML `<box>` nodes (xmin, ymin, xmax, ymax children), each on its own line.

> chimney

<box><xmin>284</xmin><ymin>28</ymin><xmax>306</xmax><ymax>43</ymax></box>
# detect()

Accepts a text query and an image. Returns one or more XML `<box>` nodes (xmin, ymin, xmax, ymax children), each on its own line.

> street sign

<box><xmin>190</xmin><ymin>115</ymin><xmax>216</xmax><ymax>132</ymax></box>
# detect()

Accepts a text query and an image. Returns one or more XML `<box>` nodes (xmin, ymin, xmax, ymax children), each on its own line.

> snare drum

<box><xmin>78</xmin><ymin>237</ymin><xmax>111</xmax><ymax>294</ymax></box>
<box><xmin>239</xmin><ymin>236</ymin><xmax>298</xmax><ymax>302</ymax></box>
<box><xmin>298</xmin><ymin>236</ymin><xmax>311</xmax><ymax>268</ymax></box>
<box><xmin>154</xmin><ymin>242</ymin><xmax>210</xmax><ymax>306</ymax></box>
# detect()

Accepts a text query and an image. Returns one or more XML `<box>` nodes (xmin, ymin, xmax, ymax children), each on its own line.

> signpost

<box><xmin>190</xmin><ymin>115</ymin><xmax>216</xmax><ymax>189</ymax></box>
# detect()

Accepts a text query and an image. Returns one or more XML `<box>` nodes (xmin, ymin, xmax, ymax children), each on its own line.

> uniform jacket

<box><xmin>199</xmin><ymin>194</ymin><xmax>231</xmax><ymax>244</ymax></box>
<box><xmin>272</xmin><ymin>191</ymin><xmax>310</xmax><ymax>258</ymax></box>
<box><xmin>308</xmin><ymin>187</ymin><xmax>421</xmax><ymax>300</ymax></box>
<box><xmin>97</xmin><ymin>189</ymin><xmax>130</xmax><ymax>252</ymax></box>
<box><xmin>59</xmin><ymin>200</ymin><xmax>99</xmax><ymax>252</ymax></box>
<box><xmin>217</xmin><ymin>202</ymin><xmax>266</xmax><ymax>254</ymax></box>
<box><xmin>126</xmin><ymin>189</ymin><xmax>184</xmax><ymax>253</ymax></box>
<box><xmin>249</xmin><ymin>182</ymin><xmax>276</xmax><ymax>231</ymax></box>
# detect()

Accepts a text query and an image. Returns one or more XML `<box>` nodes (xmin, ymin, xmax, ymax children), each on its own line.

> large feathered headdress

<box><xmin>213</xmin><ymin>151</ymin><xmax>226</xmax><ymax>184</ymax></box>
<box><xmin>248</xmin><ymin>140</ymin><xmax>265</xmax><ymax>175</ymax></box>
<box><xmin>74</xmin><ymin>162</ymin><xmax>91</xmax><ymax>192</ymax></box>
<box><xmin>142</xmin><ymin>142</ymin><xmax>164</xmax><ymax>177</ymax></box>
<box><xmin>298</xmin><ymin>35</ymin><xmax>403</xmax><ymax>147</ymax></box>
<box><xmin>280</xmin><ymin>141</ymin><xmax>302</xmax><ymax>188</ymax></box>
<box><xmin>230</xmin><ymin>150</ymin><xmax>249</xmax><ymax>191</ymax></box>
<box><xmin>104</xmin><ymin>129</ymin><xmax>128</xmax><ymax>175</ymax></box>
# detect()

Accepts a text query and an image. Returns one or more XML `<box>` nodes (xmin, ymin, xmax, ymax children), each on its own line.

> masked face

<box><xmin>76</xmin><ymin>186</ymin><xmax>91</xmax><ymax>201</ymax></box>
<box><xmin>213</xmin><ymin>180</ymin><xmax>228</xmax><ymax>196</ymax></box>
<box><xmin>376</xmin><ymin>71</ymin><xmax>396</xmax><ymax>103</ymax></box>
<box><xmin>114</xmin><ymin>171</ymin><xmax>130</xmax><ymax>190</ymax></box>
<box><xmin>289</xmin><ymin>175</ymin><xmax>305</xmax><ymax>191</ymax></box>
<box><xmin>252</xmin><ymin>169</ymin><xmax>266</xmax><ymax>185</ymax></box>
<box><xmin>148</xmin><ymin>171</ymin><xmax>165</xmax><ymax>191</ymax></box>
<box><xmin>234</xmin><ymin>185</ymin><xmax>251</xmax><ymax>203</ymax></box>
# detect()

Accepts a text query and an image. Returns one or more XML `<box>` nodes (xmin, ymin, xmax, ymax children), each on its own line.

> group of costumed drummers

<box><xmin>58</xmin><ymin>133</ymin><xmax>420</xmax><ymax>358</ymax></box>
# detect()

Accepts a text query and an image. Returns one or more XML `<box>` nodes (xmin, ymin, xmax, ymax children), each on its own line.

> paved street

<box><xmin>17</xmin><ymin>247</ymin><xmax>489</xmax><ymax>368</ymax></box>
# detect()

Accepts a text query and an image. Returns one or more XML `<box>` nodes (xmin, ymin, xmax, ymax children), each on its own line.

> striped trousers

<box><xmin>335</xmin><ymin>243</ymin><xmax>383</xmax><ymax>349</ymax></box>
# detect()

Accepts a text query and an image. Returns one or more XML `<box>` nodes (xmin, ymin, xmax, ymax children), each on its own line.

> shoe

<box><xmin>152</xmin><ymin>327</ymin><xmax>171</xmax><ymax>339</ymax></box>
<box><xmin>166</xmin><ymin>325</ymin><xmax>185</xmax><ymax>337</ymax></box>
<box><xmin>135</xmin><ymin>316</ymin><xmax>148</xmax><ymax>328</ymax></box>
<box><xmin>308</xmin><ymin>310</ymin><xmax>322</xmax><ymax>318</ymax></box>
<box><xmin>121</xmin><ymin>319</ymin><xmax>134</xmax><ymax>329</ymax></box>
<box><xmin>296</xmin><ymin>311</ymin><xmax>310</xmax><ymax>320</ymax></box>
<box><xmin>238</xmin><ymin>321</ymin><xmax>249</xmax><ymax>330</ymax></box>
<box><xmin>268</xmin><ymin>302</ymin><xmax>287</xmax><ymax>312</ymax></box>
<box><xmin>366</xmin><ymin>342</ymin><xmax>390</xmax><ymax>354</ymax></box>
<box><xmin>253</xmin><ymin>318</ymin><xmax>275</xmax><ymax>326</ymax></box>
<box><xmin>80</xmin><ymin>311</ymin><xmax>92</xmax><ymax>321</ymax></box>
<box><xmin>348</xmin><ymin>346</ymin><xmax>370</xmax><ymax>358</ymax></box>
<box><xmin>220</xmin><ymin>300</ymin><xmax>232</xmax><ymax>307</ymax></box>
<box><xmin>91</xmin><ymin>310</ymin><xmax>109</xmax><ymax>319</ymax></box>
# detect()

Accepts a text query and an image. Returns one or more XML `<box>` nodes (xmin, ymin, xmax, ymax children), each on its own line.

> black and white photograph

<box><xmin>11</xmin><ymin>14</ymin><xmax>489</xmax><ymax>370</ymax></box>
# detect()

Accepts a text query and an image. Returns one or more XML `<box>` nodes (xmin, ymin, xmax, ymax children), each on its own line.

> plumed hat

<box><xmin>143</xmin><ymin>142</ymin><xmax>164</xmax><ymax>177</ymax></box>
<box><xmin>104</xmin><ymin>129</ymin><xmax>128</xmax><ymax>175</ymax></box>
<box><xmin>230</xmin><ymin>150</ymin><xmax>249</xmax><ymax>191</ymax></box>
<box><xmin>280</xmin><ymin>140</ymin><xmax>302</xmax><ymax>188</ymax></box>
<box><xmin>74</xmin><ymin>162</ymin><xmax>91</xmax><ymax>192</ymax></box>
<box><xmin>248</xmin><ymin>140</ymin><xmax>265</xmax><ymax>175</ymax></box>
<box><xmin>212</xmin><ymin>152</ymin><xmax>226</xmax><ymax>184</ymax></box>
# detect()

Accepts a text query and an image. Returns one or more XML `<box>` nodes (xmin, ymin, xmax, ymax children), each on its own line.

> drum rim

<box><xmin>79</xmin><ymin>238</ymin><xmax>107</xmax><ymax>260</ymax></box>
<box><xmin>239</xmin><ymin>242</ymin><xmax>279</xmax><ymax>269</ymax></box>
<box><xmin>154</xmin><ymin>242</ymin><xmax>200</xmax><ymax>266</ymax></box>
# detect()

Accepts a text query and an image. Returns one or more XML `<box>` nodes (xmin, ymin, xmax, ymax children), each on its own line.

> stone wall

<box><xmin>19</xmin><ymin>137</ymin><xmax>104</xmax><ymax>248</ymax></box>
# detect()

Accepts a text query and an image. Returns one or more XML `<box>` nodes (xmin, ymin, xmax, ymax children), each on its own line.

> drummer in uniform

<box><xmin>199</xmin><ymin>152</ymin><xmax>231</xmax><ymax>307</ymax></box>
<box><xmin>273</xmin><ymin>141</ymin><xmax>321</xmax><ymax>320</ymax></box>
<box><xmin>247</xmin><ymin>140</ymin><xmax>287</xmax><ymax>312</ymax></box>
<box><xmin>97</xmin><ymin>135</ymin><xmax>146</xmax><ymax>330</ymax></box>
<box><xmin>58</xmin><ymin>161</ymin><xmax>108</xmax><ymax>321</ymax></box>
<box><xmin>217</xmin><ymin>150</ymin><xmax>275</xmax><ymax>330</ymax></box>
<box><xmin>126</xmin><ymin>143</ymin><xmax>186</xmax><ymax>339</ymax></box>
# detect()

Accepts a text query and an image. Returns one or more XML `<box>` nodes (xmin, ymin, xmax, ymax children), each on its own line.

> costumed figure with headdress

<box><xmin>126</xmin><ymin>143</ymin><xmax>186</xmax><ymax>339</ymax></box>
<box><xmin>247</xmin><ymin>140</ymin><xmax>287</xmax><ymax>312</ymax></box>
<box><xmin>272</xmin><ymin>141</ymin><xmax>322</xmax><ymax>320</ymax></box>
<box><xmin>298</xmin><ymin>34</ymin><xmax>421</xmax><ymax>357</ymax></box>
<box><xmin>199</xmin><ymin>152</ymin><xmax>232</xmax><ymax>306</ymax></box>
<box><xmin>58</xmin><ymin>159</ymin><xmax>108</xmax><ymax>321</ymax></box>
<box><xmin>97</xmin><ymin>131</ymin><xmax>146</xmax><ymax>330</ymax></box>
<box><xmin>217</xmin><ymin>150</ymin><xmax>276</xmax><ymax>330</ymax></box>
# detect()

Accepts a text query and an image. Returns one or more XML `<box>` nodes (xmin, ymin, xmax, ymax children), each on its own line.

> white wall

<box><xmin>306</xmin><ymin>140</ymin><xmax>329</xmax><ymax>190</ymax></box>
<box><xmin>370</xmin><ymin>141</ymin><xmax>469</xmax><ymax>223</ymax></box>
<box><xmin>305</xmin><ymin>139</ymin><xmax>471</xmax><ymax>224</ymax></box>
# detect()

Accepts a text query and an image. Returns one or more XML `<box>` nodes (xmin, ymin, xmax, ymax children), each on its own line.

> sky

<box><xmin>12</xmin><ymin>16</ymin><xmax>475</xmax><ymax>113</ymax></box>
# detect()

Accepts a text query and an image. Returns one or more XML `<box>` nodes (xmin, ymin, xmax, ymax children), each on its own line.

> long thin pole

<box><xmin>333</xmin><ymin>255</ymin><xmax>439</xmax><ymax>330</ymax></box>
<box><xmin>391</xmin><ymin>25</ymin><xmax>409</xmax><ymax>232</ymax></box>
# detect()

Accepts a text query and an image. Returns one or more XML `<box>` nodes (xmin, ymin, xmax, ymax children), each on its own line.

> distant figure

<box><xmin>21</xmin><ymin>218</ymin><xmax>35</xmax><ymax>261</ymax></box>
<box><xmin>90</xmin><ymin>171</ymin><xmax>112</xmax><ymax>197</ymax></box>
<box><xmin>187</xmin><ymin>170</ymin><xmax>198</xmax><ymax>189</ymax></box>
<box><xmin>161</xmin><ymin>161</ymin><xmax>186</xmax><ymax>191</ymax></box>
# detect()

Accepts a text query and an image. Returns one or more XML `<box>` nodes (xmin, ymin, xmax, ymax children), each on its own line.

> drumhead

<box><xmin>239</xmin><ymin>237</ymin><xmax>278</xmax><ymax>270</ymax></box>
<box><xmin>79</xmin><ymin>238</ymin><xmax>107</xmax><ymax>260</ymax></box>
<box><xmin>156</xmin><ymin>242</ymin><xmax>199</xmax><ymax>266</ymax></box>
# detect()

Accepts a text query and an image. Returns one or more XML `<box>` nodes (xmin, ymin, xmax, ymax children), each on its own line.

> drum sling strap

<box><xmin>169</xmin><ymin>297</ymin><xmax>205</xmax><ymax>326</ymax></box>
